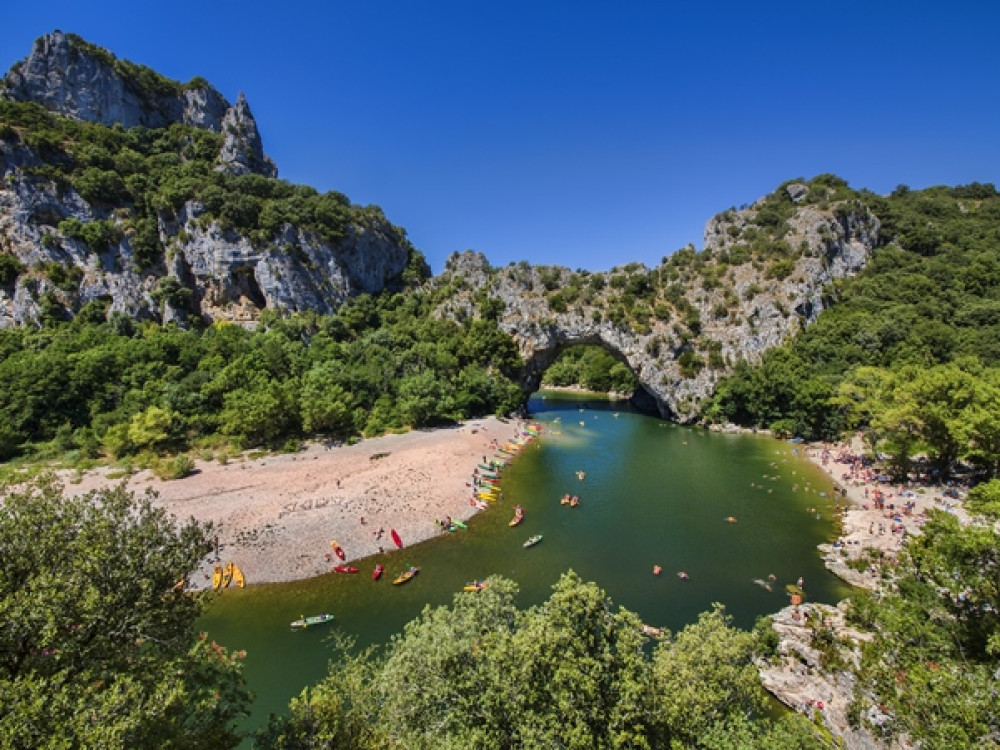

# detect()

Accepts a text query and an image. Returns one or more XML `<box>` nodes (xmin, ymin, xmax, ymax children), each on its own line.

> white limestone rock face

<box><xmin>434</xmin><ymin>193</ymin><xmax>879</xmax><ymax>422</ymax></box>
<box><xmin>2</xmin><ymin>31</ymin><xmax>228</xmax><ymax>131</ymax></box>
<box><xmin>0</xmin><ymin>32</ymin><xmax>410</xmax><ymax>328</ymax></box>
<box><xmin>216</xmin><ymin>93</ymin><xmax>277</xmax><ymax>178</ymax></box>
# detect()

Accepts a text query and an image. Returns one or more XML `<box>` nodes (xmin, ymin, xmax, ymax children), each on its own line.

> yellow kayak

<box><xmin>222</xmin><ymin>561</ymin><xmax>235</xmax><ymax>588</ymax></box>
<box><xmin>231</xmin><ymin>564</ymin><xmax>245</xmax><ymax>588</ymax></box>
<box><xmin>393</xmin><ymin>566</ymin><xmax>420</xmax><ymax>585</ymax></box>
<box><xmin>212</xmin><ymin>564</ymin><xmax>223</xmax><ymax>590</ymax></box>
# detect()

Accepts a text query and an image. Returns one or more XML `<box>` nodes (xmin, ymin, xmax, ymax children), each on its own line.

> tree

<box><xmin>258</xmin><ymin>573</ymin><xmax>820</xmax><ymax>749</ymax></box>
<box><xmin>0</xmin><ymin>476</ymin><xmax>250</xmax><ymax>748</ymax></box>
<box><xmin>849</xmin><ymin>512</ymin><xmax>1000</xmax><ymax>748</ymax></box>
<box><xmin>650</xmin><ymin>605</ymin><xmax>770</xmax><ymax>747</ymax></box>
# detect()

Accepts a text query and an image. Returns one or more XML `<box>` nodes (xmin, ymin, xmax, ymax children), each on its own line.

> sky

<box><xmin>5</xmin><ymin>1</ymin><xmax>999</xmax><ymax>274</ymax></box>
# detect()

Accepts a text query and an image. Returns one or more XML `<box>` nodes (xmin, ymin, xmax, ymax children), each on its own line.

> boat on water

<box><xmin>509</xmin><ymin>505</ymin><xmax>525</xmax><ymax>526</ymax></box>
<box><xmin>290</xmin><ymin>613</ymin><xmax>335</xmax><ymax>629</ymax></box>
<box><xmin>393</xmin><ymin>566</ymin><xmax>419</xmax><ymax>585</ymax></box>
<box><xmin>463</xmin><ymin>579</ymin><xmax>488</xmax><ymax>592</ymax></box>
<box><xmin>333</xmin><ymin>564</ymin><xmax>360</xmax><ymax>574</ymax></box>
<box><xmin>523</xmin><ymin>534</ymin><xmax>543</xmax><ymax>548</ymax></box>
<box><xmin>330</xmin><ymin>541</ymin><xmax>346</xmax><ymax>560</ymax></box>
<box><xmin>373</xmin><ymin>564</ymin><xmax>384</xmax><ymax>581</ymax></box>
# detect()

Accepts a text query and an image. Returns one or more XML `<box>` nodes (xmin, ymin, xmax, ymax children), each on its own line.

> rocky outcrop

<box><xmin>1</xmin><ymin>31</ymin><xmax>275</xmax><ymax>178</ymax></box>
<box><xmin>0</xmin><ymin>32</ymin><xmax>411</xmax><ymax>327</ymax></box>
<box><xmin>217</xmin><ymin>92</ymin><xmax>277</xmax><ymax>178</ymax></box>
<box><xmin>434</xmin><ymin>191</ymin><xmax>879</xmax><ymax>421</ymax></box>
<box><xmin>759</xmin><ymin>602</ymin><xmax>902</xmax><ymax>750</ymax></box>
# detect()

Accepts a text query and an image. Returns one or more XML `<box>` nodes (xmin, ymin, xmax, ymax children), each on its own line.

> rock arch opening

<box><xmin>519</xmin><ymin>340</ymin><xmax>664</xmax><ymax>418</ymax></box>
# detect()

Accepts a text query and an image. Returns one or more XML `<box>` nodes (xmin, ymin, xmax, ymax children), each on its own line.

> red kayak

<box><xmin>391</xmin><ymin>529</ymin><xmax>403</xmax><ymax>549</ymax></box>
<box><xmin>331</xmin><ymin>541</ymin><xmax>346</xmax><ymax>560</ymax></box>
<box><xmin>333</xmin><ymin>564</ymin><xmax>359</xmax><ymax>574</ymax></box>
<box><xmin>373</xmin><ymin>564</ymin><xmax>384</xmax><ymax>581</ymax></box>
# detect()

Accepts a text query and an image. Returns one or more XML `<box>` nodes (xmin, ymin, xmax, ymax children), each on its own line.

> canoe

<box><xmin>331</xmin><ymin>541</ymin><xmax>346</xmax><ymax>560</ymax></box>
<box><xmin>463</xmin><ymin>579</ymin><xmax>488</xmax><ymax>592</ymax></box>
<box><xmin>393</xmin><ymin>566</ymin><xmax>419</xmax><ymax>585</ymax></box>
<box><xmin>333</xmin><ymin>564</ymin><xmax>359</xmax><ymax>574</ymax></box>
<box><xmin>523</xmin><ymin>534</ymin><xmax>543</xmax><ymax>548</ymax></box>
<box><xmin>222</xmin><ymin>561</ymin><xmax>235</xmax><ymax>588</ymax></box>
<box><xmin>452</xmin><ymin>519</ymin><xmax>468</xmax><ymax>529</ymax></box>
<box><xmin>373</xmin><ymin>564</ymin><xmax>384</xmax><ymax>581</ymax></box>
<box><xmin>290</xmin><ymin>613</ymin><xmax>335</xmax><ymax>629</ymax></box>
<box><xmin>509</xmin><ymin>512</ymin><xmax>524</xmax><ymax>527</ymax></box>
<box><xmin>212</xmin><ymin>564</ymin><xmax>223</xmax><ymax>590</ymax></box>
<box><xmin>231</xmin><ymin>564</ymin><xmax>245</xmax><ymax>588</ymax></box>
<box><xmin>391</xmin><ymin>529</ymin><xmax>403</xmax><ymax>549</ymax></box>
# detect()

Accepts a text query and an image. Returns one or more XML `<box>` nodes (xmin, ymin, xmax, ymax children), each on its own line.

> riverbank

<box><xmin>59</xmin><ymin>417</ymin><xmax>529</xmax><ymax>589</ymax></box>
<box><xmin>757</xmin><ymin>435</ymin><xmax>973</xmax><ymax>747</ymax></box>
<box><xmin>802</xmin><ymin>435</ymin><xmax>970</xmax><ymax>589</ymax></box>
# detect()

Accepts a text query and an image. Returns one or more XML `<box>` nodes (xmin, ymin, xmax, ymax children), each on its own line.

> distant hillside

<box><xmin>0</xmin><ymin>31</ymin><xmax>424</xmax><ymax>329</ymax></box>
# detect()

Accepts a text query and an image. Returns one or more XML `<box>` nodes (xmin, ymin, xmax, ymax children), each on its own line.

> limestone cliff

<box><xmin>0</xmin><ymin>32</ymin><xmax>413</xmax><ymax>327</ymax></box>
<box><xmin>433</xmin><ymin>179</ymin><xmax>879</xmax><ymax>421</ymax></box>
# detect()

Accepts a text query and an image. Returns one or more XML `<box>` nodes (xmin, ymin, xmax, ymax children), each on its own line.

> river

<box><xmin>199</xmin><ymin>390</ymin><xmax>849</xmax><ymax>736</ymax></box>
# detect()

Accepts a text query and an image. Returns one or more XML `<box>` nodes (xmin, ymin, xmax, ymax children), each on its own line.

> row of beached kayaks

<box><xmin>293</xmin><ymin>424</ymin><xmax>543</xmax><ymax>630</ymax></box>
<box><xmin>212</xmin><ymin>561</ymin><xmax>245</xmax><ymax>590</ymax></box>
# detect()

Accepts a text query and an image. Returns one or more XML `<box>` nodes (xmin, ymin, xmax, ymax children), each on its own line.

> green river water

<box><xmin>199</xmin><ymin>391</ymin><xmax>851</xmax><ymax>735</ymax></box>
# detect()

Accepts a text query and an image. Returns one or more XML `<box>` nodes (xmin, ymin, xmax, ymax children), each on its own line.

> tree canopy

<box><xmin>0</xmin><ymin>476</ymin><xmax>250</xmax><ymax>748</ymax></box>
<box><xmin>256</xmin><ymin>572</ymin><xmax>825</xmax><ymax>749</ymax></box>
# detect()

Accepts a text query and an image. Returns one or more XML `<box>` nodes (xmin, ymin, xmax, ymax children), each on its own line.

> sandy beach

<box><xmin>801</xmin><ymin>434</ymin><xmax>969</xmax><ymax>587</ymax></box>
<box><xmin>60</xmin><ymin>417</ymin><xmax>530</xmax><ymax>590</ymax></box>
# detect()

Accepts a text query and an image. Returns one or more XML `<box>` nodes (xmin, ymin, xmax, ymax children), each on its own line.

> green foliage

<box><xmin>708</xmin><ymin>182</ymin><xmax>1000</xmax><ymax>446</ymax></box>
<box><xmin>0</xmin><ymin>254</ymin><xmax>26</xmax><ymax>285</ymax></box>
<box><xmin>964</xmin><ymin>478</ymin><xmax>1000</xmax><ymax>518</ymax></box>
<box><xmin>848</xmin><ymin>513</ymin><xmax>1000</xmax><ymax>747</ymax></box>
<box><xmin>0</xmin><ymin>475</ymin><xmax>250</xmax><ymax>747</ymax></box>
<box><xmin>259</xmin><ymin>573</ymin><xmax>815</xmax><ymax>749</ymax></box>
<box><xmin>0</xmin><ymin>291</ymin><xmax>525</xmax><ymax>460</ymax></box>
<box><xmin>541</xmin><ymin>345</ymin><xmax>638</xmax><ymax>394</ymax></box>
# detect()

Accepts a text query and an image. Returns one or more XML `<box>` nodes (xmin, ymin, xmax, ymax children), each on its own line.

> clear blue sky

<box><xmin>5</xmin><ymin>2</ymin><xmax>999</xmax><ymax>274</ymax></box>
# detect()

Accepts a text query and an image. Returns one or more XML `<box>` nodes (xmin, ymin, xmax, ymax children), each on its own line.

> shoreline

<box><xmin>801</xmin><ymin>435</ymin><xmax>969</xmax><ymax>589</ymax></box>
<box><xmin>57</xmin><ymin>417</ymin><xmax>531</xmax><ymax>590</ymax></box>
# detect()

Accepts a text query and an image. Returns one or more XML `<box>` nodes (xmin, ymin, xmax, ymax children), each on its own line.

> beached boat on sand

<box><xmin>333</xmin><ymin>564</ymin><xmax>359</xmax><ymax>574</ymax></box>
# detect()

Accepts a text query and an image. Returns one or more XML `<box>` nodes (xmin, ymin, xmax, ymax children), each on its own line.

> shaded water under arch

<box><xmin>200</xmin><ymin>391</ymin><xmax>850</xmax><ymax>733</ymax></box>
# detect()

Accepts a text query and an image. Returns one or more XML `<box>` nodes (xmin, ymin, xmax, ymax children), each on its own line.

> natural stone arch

<box><xmin>436</xmin><ymin>194</ymin><xmax>879</xmax><ymax>423</ymax></box>
<box><xmin>517</xmin><ymin>333</ymin><xmax>664</xmax><ymax>417</ymax></box>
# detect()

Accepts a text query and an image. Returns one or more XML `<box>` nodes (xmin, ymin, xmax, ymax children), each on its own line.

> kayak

<box><xmin>212</xmin><ymin>564</ymin><xmax>223</xmax><ymax>590</ymax></box>
<box><xmin>331</xmin><ymin>541</ymin><xmax>346</xmax><ymax>560</ymax></box>
<box><xmin>393</xmin><ymin>566</ymin><xmax>419</xmax><ymax>585</ymax></box>
<box><xmin>463</xmin><ymin>579</ymin><xmax>488</xmax><ymax>592</ymax></box>
<box><xmin>222</xmin><ymin>561</ymin><xmax>235</xmax><ymax>587</ymax></box>
<box><xmin>373</xmin><ymin>564</ymin><xmax>384</xmax><ymax>581</ymax></box>
<box><xmin>231</xmin><ymin>564</ymin><xmax>245</xmax><ymax>588</ymax></box>
<box><xmin>290</xmin><ymin>613</ymin><xmax>335</xmax><ymax>629</ymax></box>
<box><xmin>333</xmin><ymin>564</ymin><xmax>359</xmax><ymax>574</ymax></box>
<box><xmin>509</xmin><ymin>514</ymin><xmax>524</xmax><ymax>527</ymax></box>
<box><xmin>391</xmin><ymin>529</ymin><xmax>403</xmax><ymax>549</ymax></box>
<box><xmin>523</xmin><ymin>534</ymin><xmax>543</xmax><ymax>548</ymax></box>
<box><xmin>452</xmin><ymin>519</ymin><xmax>468</xmax><ymax>529</ymax></box>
